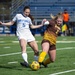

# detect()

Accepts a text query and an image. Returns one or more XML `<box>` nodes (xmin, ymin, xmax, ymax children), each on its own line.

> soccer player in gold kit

<box><xmin>38</xmin><ymin>13</ymin><xmax>63</xmax><ymax>67</ymax></box>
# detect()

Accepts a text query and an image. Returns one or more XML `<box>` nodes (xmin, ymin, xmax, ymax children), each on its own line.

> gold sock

<box><xmin>38</xmin><ymin>51</ymin><xmax>47</xmax><ymax>63</ymax></box>
<box><xmin>43</xmin><ymin>58</ymin><xmax>51</xmax><ymax>65</ymax></box>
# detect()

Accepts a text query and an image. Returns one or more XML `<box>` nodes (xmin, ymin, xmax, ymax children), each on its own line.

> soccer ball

<box><xmin>44</xmin><ymin>21</ymin><xmax>49</xmax><ymax>25</ymax></box>
<box><xmin>30</xmin><ymin>61</ymin><xmax>40</xmax><ymax>71</ymax></box>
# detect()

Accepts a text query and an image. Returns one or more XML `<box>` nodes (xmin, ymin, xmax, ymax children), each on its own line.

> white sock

<box><xmin>22</xmin><ymin>53</ymin><xmax>28</xmax><ymax>63</ymax></box>
<box><xmin>34</xmin><ymin>55</ymin><xmax>38</xmax><ymax>61</ymax></box>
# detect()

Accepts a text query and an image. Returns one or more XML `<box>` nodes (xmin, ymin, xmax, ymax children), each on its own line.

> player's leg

<box><xmin>42</xmin><ymin>45</ymin><xmax>56</xmax><ymax>67</ymax></box>
<box><xmin>27</xmin><ymin>32</ymin><xmax>39</xmax><ymax>61</ymax></box>
<box><xmin>43</xmin><ymin>49</ymin><xmax>56</xmax><ymax>67</ymax></box>
<box><xmin>38</xmin><ymin>42</ymin><xmax>49</xmax><ymax>64</ymax></box>
<box><xmin>19</xmin><ymin>39</ymin><xmax>29</xmax><ymax>67</ymax></box>
<box><xmin>28</xmin><ymin>41</ymin><xmax>39</xmax><ymax>61</ymax></box>
<box><xmin>45</xmin><ymin>49</ymin><xmax>56</xmax><ymax>64</ymax></box>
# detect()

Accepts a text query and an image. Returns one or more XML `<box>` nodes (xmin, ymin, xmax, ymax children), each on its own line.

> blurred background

<box><xmin>0</xmin><ymin>0</ymin><xmax>75</xmax><ymax>36</ymax></box>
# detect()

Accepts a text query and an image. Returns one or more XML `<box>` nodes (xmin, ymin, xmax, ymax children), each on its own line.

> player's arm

<box><xmin>0</xmin><ymin>14</ymin><xmax>17</xmax><ymax>26</ymax></box>
<box><xmin>30</xmin><ymin>19</ymin><xmax>47</xmax><ymax>29</ymax></box>
<box><xmin>30</xmin><ymin>24</ymin><xmax>43</xmax><ymax>29</ymax></box>
<box><xmin>0</xmin><ymin>21</ymin><xmax>15</xmax><ymax>26</ymax></box>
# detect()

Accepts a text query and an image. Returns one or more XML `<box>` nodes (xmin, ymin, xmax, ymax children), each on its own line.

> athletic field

<box><xmin>0</xmin><ymin>36</ymin><xmax>75</xmax><ymax>75</ymax></box>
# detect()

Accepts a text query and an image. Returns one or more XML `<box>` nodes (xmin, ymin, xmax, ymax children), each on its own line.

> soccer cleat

<box><xmin>41</xmin><ymin>62</ymin><xmax>48</xmax><ymax>68</ymax></box>
<box><xmin>20</xmin><ymin>61</ymin><xmax>29</xmax><ymax>68</ymax></box>
<box><xmin>39</xmin><ymin>62</ymin><xmax>48</xmax><ymax>68</ymax></box>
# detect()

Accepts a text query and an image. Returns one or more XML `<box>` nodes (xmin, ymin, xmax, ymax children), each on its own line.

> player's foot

<box><xmin>41</xmin><ymin>62</ymin><xmax>48</xmax><ymax>68</ymax></box>
<box><xmin>39</xmin><ymin>62</ymin><xmax>47</xmax><ymax>68</ymax></box>
<box><xmin>20</xmin><ymin>61</ymin><xmax>29</xmax><ymax>68</ymax></box>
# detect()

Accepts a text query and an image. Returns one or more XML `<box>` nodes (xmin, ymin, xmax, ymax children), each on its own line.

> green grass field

<box><xmin>0</xmin><ymin>36</ymin><xmax>75</xmax><ymax>75</ymax></box>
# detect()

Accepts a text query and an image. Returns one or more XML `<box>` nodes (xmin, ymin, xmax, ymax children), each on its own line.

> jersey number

<box><xmin>23</xmin><ymin>23</ymin><xmax>26</xmax><ymax>27</ymax></box>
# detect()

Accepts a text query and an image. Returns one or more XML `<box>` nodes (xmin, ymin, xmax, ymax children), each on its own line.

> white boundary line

<box><xmin>0</xmin><ymin>41</ymin><xmax>5</xmax><ymax>43</ymax></box>
<box><xmin>50</xmin><ymin>69</ymin><xmax>75</xmax><ymax>75</ymax></box>
<box><xmin>4</xmin><ymin>46</ymin><xmax>10</xmax><ymax>48</ymax></box>
<box><xmin>57</xmin><ymin>47</ymin><xmax>75</xmax><ymax>50</ymax></box>
<box><xmin>8</xmin><ymin>61</ymin><xmax>18</xmax><ymax>64</ymax></box>
<box><xmin>73</xmin><ymin>63</ymin><xmax>75</xmax><ymax>64</ymax></box>
<box><xmin>0</xmin><ymin>52</ymin><xmax>21</xmax><ymax>57</ymax></box>
<box><xmin>0</xmin><ymin>47</ymin><xmax>75</xmax><ymax>57</ymax></box>
<box><xmin>57</xmin><ymin>41</ymin><xmax>75</xmax><ymax>43</ymax></box>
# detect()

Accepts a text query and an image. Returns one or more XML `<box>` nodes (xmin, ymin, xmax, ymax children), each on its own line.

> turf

<box><xmin>0</xmin><ymin>36</ymin><xmax>75</xmax><ymax>75</ymax></box>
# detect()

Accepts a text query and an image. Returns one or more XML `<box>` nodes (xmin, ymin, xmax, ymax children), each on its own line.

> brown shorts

<box><xmin>43</xmin><ymin>31</ymin><xmax>57</xmax><ymax>45</ymax></box>
<box><xmin>41</xmin><ymin>39</ymin><xmax>56</xmax><ymax>50</ymax></box>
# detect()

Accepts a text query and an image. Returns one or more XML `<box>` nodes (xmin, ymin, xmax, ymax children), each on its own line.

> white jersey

<box><xmin>12</xmin><ymin>14</ymin><xmax>32</xmax><ymax>33</ymax></box>
<box><xmin>12</xmin><ymin>14</ymin><xmax>35</xmax><ymax>42</ymax></box>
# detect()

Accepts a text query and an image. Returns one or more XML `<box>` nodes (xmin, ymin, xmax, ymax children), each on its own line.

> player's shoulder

<box><xmin>15</xmin><ymin>13</ymin><xmax>22</xmax><ymax>17</ymax></box>
<box><xmin>27</xmin><ymin>17</ymin><xmax>31</xmax><ymax>21</ymax></box>
<box><xmin>27</xmin><ymin>16</ymin><xmax>31</xmax><ymax>19</ymax></box>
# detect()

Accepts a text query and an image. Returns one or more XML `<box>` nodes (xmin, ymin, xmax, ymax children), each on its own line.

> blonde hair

<box><xmin>50</xmin><ymin>12</ymin><xmax>63</xmax><ymax>20</ymax></box>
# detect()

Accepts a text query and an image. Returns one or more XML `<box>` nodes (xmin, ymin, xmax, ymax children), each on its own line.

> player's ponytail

<box><xmin>50</xmin><ymin>14</ymin><xmax>55</xmax><ymax>19</ymax></box>
<box><xmin>50</xmin><ymin>12</ymin><xmax>63</xmax><ymax>20</ymax></box>
<box><xmin>28</xmin><ymin>14</ymin><xmax>34</xmax><ymax>22</ymax></box>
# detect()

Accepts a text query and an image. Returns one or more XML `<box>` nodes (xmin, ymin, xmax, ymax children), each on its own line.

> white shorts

<box><xmin>16</xmin><ymin>30</ymin><xmax>35</xmax><ymax>42</ymax></box>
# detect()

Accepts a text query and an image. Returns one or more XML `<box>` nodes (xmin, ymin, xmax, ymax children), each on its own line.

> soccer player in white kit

<box><xmin>0</xmin><ymin>6</ymin><xmax>45</xmax><ymax>67</ymax></box>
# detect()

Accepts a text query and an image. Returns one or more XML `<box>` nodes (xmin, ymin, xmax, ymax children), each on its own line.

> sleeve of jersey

<box><xmin>29</xmin><ymin>18</ymin><xmax>33</xmax><ymax>25</ymax></box>
<box><xmin>12</xmin><ymin>14</ymin><xmax>17</xmax><ymax>22</ymax></box>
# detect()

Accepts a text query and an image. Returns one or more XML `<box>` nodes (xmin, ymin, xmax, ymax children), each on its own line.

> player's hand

<box><xmin>41</xmin><ymin>19</ymin><xmax>47</xmax><ymax>25</ymax></box>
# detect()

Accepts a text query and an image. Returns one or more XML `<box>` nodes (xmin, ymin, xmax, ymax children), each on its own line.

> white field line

<box><xmin>4</xmin><ymin>46</ymin><xmax>10</xmax><ymax>48</ymax></box>
<box><xmin>12</xmin><ymin>41</ymin><xmax>19</xmax><ymax>43</ymax></box>
<box><xmin>0</xmin><ymin>41</ymin><xmax>5</xmax><ymax>43</ymax></box>
<box><xmin>0</xmin><ymin>41</ymin><xmax>75</xmax><ymax>46</ymax></box>
<box><xmin>0</xmin><ymin>40</ymin><xmax>75</xmax><ymax>44</ymax></box>
<box><xmin>57</xmin><ymin>47</ymin><xmax>75</xmax><ymax>50</ymax></box>
<box><xmin>12</xmin><ymin>41</ymin><xmax>75</xmax><ymax>43</ymax></box>
<box><xmin>8</xmin><ymin>61</ymin><xmax>18</xmax><ymax>64</ymax></box>
<box><xmin>0</xmin><ymin>52</ymin><xmax>21</xmax><ymax>57</ymax></box>
<box><xmin>0</xmin><ymin>47</ymin><xmax>75</xmax><ymax>57</ymax></box>
<box><xmin>50</xmin><ymin>69</ymin><xmax>75</xmax><ymax>75</ymax></box>
<box><xmin>3</xmin><ymin>46</ymin><xmax>30</xmax><ymax>49</ymax></box>
<box><xmin>57</xmin><ymin>41</ymin><xmax>75</xmax><ymax>43</ymax></box>
<box><xmin>0</xmin><ymin>40</ymin><xmax>72</xmax><ymax>44</ymax></box>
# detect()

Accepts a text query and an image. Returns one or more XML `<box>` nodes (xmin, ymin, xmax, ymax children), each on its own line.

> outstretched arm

<box><xmin>0</xmin><ymin>21</ymin><xmax>15</xmax><ymax>26</ymax></box>
<box><xmin>30</xmin><ymin>24</ymin><xmax>43</xmax><ymax>29</ymax></box>
<box><xmin>30</xmin><ymin>19</ymin><xmax>47</xmax><ymax>29</ymax></box>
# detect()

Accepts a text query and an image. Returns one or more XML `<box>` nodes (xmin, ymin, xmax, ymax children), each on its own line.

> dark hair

<box><xmin>28</xmin><ymin>14</ymin><xmax>34</xmax><ymax>22</ymax></box>
<box><xmin>23</xmin><ymin>6</ymin><xmax>34</xmax><ymax>21</ymax></box>
<box><xmin>23</xmin><ymin>6</ymin><xmax>30</xmax><ymax>11</ymax></box>
<box><xmin>64</xmin><ymin>9</ymin><xmax>67</xmax><ymax>11</ymax></box>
